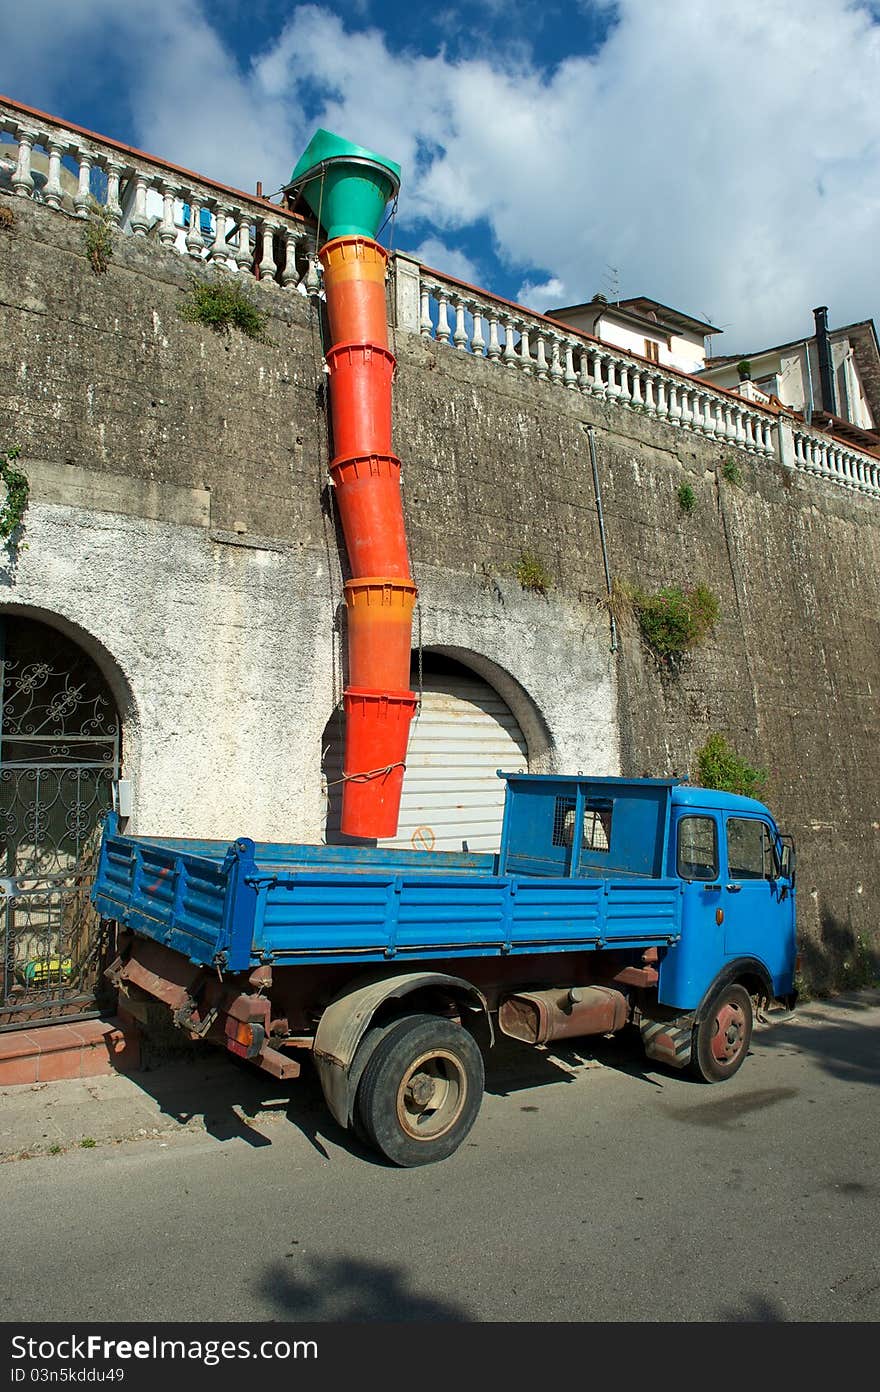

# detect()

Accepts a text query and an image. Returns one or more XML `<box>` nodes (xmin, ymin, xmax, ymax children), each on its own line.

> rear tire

<box><xmin>355</xmin><ymin>1013</ymin><xmax>484</xmax><ymax>1166</ymax></box>
<box><xmin>690</xmin><ymin>983</ymin><xmax>753</xmax><ymax>1082</ymax></box>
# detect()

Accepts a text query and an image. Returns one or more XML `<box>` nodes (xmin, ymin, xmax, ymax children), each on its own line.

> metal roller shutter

<box><xmin>323</xmin><ymin>672</ymin><xmax>528</xmax><ymax>851</ymax></box>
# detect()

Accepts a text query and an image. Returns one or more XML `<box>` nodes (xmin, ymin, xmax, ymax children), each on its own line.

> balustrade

<box><xmin>0</xmin><ymin>97</ymin><xmax>308</xmax><ymax>291</ymax></box>
<box><xmin>409</xmin><ymin>264</ymin><xmax>878</xmax><ymax>499</ymax></box>
<box><xmin>3</xmin><ymin>95</ymin><xmax>877</xmax><ymax>504</ymax></box>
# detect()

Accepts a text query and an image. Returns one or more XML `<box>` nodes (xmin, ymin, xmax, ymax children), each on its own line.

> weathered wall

<box><xmin>0</xmin><ymin>198</ymin><xmax>616</xmax><ymax>844</ymax></box>
<box><xmin>1</xmin><ymin>195</ymin><xmax>877</xmax><ymax>987</ymax></box>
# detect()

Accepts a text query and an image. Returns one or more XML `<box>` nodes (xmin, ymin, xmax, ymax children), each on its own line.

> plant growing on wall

<box><xmin>736</xmin><ymin>360</ymin><xmax>751</xmax><ymax>381</ymax></box>
<box><xmin>695</xmin><ymin>732</ymin><xmax>766</xmax><ymax>798</ymax></box>
<box><xmin>677</xmin><ymin>483</ymin><xmax>696</xmax><ymax>513</ymax></box>
<box><xmin>83</xmin><ymin>200</ymin><xmax>115</xmax><ymax>275</ymax></box>
<box><xmin>721</xmin><ymin>458</ymin><xmax>742</xmax><ymax>486</ymax></box>
<box><xmin>0</xmin><ymin>444</ymin><xmax>29</xmax><ymax>542</ymax></box>
<box><xmin>515</xmin><ymin>550</ymin><xmax>552</xmax><ymax>596</ymax></box>
<box><xmin>632</xmin><ymin>583</ymin><xmax>719</xmax><ymax>667</ymax></box>
<box><xmin>179</xmin><ymin>276</ymin><xmax>266</xmax><ymax>340</ymax></box>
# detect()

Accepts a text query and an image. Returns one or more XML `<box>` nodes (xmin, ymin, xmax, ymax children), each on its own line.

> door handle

<box><xmin>726</xmin><ymin>883</ymin><xmax>742</xmax><ymax>893</ymax></box>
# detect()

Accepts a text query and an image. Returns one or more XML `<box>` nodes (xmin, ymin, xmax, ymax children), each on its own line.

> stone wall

<box><xmin>1</xmin><ymin>195</ymin><xmax>877</xmax><ymax>988</ymax></box>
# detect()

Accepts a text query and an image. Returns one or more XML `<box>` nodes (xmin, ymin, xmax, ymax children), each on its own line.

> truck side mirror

<box><xmin>779</xmin><ymin>844</ymin><xmax>794</xmax><ymax>881</ymax></box>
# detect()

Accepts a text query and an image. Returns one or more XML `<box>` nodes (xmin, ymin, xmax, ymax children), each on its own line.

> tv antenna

<box><xmin>603</xmin><ymin>264</ymin><xmax>620</xmax><ymax>304</ymax></box>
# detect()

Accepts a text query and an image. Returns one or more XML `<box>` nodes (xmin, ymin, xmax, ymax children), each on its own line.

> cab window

<box><xmin>677</xmin><ymin>816</ymin><xmax>718</xmax><ymax>881</ymax></box>
<box><xmin>727</xmin><ymin>818</ymin><xmax>777</xmax><ymax>881</ymax></box>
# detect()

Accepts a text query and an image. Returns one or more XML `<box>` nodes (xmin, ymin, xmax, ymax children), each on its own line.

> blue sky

<box><xmin>2</xmin><ymin>1</ymin><xmax>879</xmax><ymax>352</ymax></box>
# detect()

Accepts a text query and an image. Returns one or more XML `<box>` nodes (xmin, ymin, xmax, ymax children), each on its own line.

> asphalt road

<box><xmin>1</xmin><ymin>992</ymin><xmax>878</xmax><ymax>1323</ymax></box>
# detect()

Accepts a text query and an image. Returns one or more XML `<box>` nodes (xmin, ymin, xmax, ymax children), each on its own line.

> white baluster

<box><xmin>534</xmin><ymin>332</ymin><xmax>548</xmax><ymax>380</ymax></box>
<box><xmin>722</xmin><ymin>404</ymin><xmax>735</xmax><ymax>442</ymax></box>
<box><xmin>281</xmin><ymin>227</ymin><xmax>302</xmax><ymax>287</ymax></box>
<box><xmin>232</xmin><ymin>214</ymin><xmax>253</xmax><ymax>271</ymax></box>
<box><xmin>435</xmin><ymin>289</ymin><xmax>451</xmax><ymax>343</ymax></box>
<box><xmin>703</xmin><ymin>395</ymin><xmax>716</xmax><ymax>438</ymax></box>
<box><xmin>258</xmin><ymin>219</ymin><xmax>278</xmax><ymax>280</ymax></box>
<box><xmin>668</xmin><ymin>382</ymin><xmax>681</xmax><ymax>426</ymax></box>
<box><xmin>304</xmin><ymin>251</ymin><xmax>320</xmax><ymax>296</ymax></box>
<box><xmin>452</xmin><ymin>295</ymin><xmax>468</xmax><ymax>350</ymax></box>
<box><xmin>486</xmin><ymin>314</ymin><xmax>502</xmax><ymax>360</ymax></box>
<box><xmin>208</xmin><ymin>204</ymin><xmax>231</xmax><ymax>264</ymax></box>
<box><xmin>630</xmin><ymin>366</ymin><xmax>644</xmax><ymax>408</ymax></box>
<box><xmin>563</xmin><ymin>341</ymin><xmax>577</xmax><ymax>390</ymax></box>
<box><xmin>519</xmin><ymin>323</ymin><xmax>533</xmax><ymax>375</ymax></box>
<box><xmin>74</xmin><ymin>149</ymin><xmax>93</xmax><ymax>218</ymax></box>
<box><xmin>655</xmin><ymin>375</ymin><xmax>668</xmax><ymax>419</ymax></box>
<box><xmin>592</xmin><ymin>350</ymin><xmax>607</xmax><ymax>399</ymax></box>
<box><xmin>158</xmin><ymin>182</ymin><xmax>179</xmax><ymax>248</ymax></box>
<box><xmin>470</xmin><ymin>304</ymin><xmax>485</xmax><ymax>356</ymax></box>
<box><xmin>185</xmin><ymin>198</ymin><xmax>205</xmax><ymax>257</ymax></box>
<box><xmin>606</xmin><ymin>357</ymin><xmax>619</xmax><ymax>400</ymax></box>
<box><xmin>549</xmin><ymin>337</ymin><xmax>564</xmax><ymax>386</ymax></box>
<box><xmin>578</xmin><ymin>346</ymin><xmax>593</xmax><ymax>394</ymax></box>
<box><xmin>618</xmin><ymin>361</ymin><xmax>632</xmax><ymax>406</ymax></box>
<box><xmin>129</xmin><ymin>172</ymin><xmax>150</xmax><ymax>236</ymax></box>
<box><xmin>11</xmin><ymin>127</ymin><xmax>36</xmax><ymax>198</ymax></box>
<box><xmin>644</xmin><ymin>373</ymin><xmax>656</xmax><ymax>415</ymax></box>
<box><xmin>761</xmin><ymin>419</ymin><xmax>773</xmax><ymax>455</ymax></box>
<box><xmin>734</xmin><ymin>410</ymin><xmax>746</xmax><ymax>449</ymax></box>
<box><xmin>503</xmin><ymin>317</ymin><xmax>517</xmax><ymax>367</ymax></box>
<box><xmin>744</xmin><ymin>415</ymin><xmax>757</xmax><ymax>452</ymax></box>
<box><xmin>105</xmin><ymin>159</ymin><xmax>124</xmax><ymax>226</ymax></box>
<box><xmin>44</xmin><ymin>138</ymin><xmax>65</xmax><ymax>210</ymax></box>
<box><xmin>419</xmin><ymin>285</ymin><xmax>433</xmax><ymax>337</ymax></box>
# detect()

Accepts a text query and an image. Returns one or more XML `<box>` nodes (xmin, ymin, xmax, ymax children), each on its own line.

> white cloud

<box><xmin>2</xmin><ymin>0</ymin><xmax>879</xmax><ymax>351</ymax></box>
<box><xmin>518</xmin><ymin>277</ymin><xmax>566</xmax><ymax>312</ymax></box>
<box><xmin>402</xmin><ymin>237</ymin><xmax>481</xmax><ymax>286</ymax></box>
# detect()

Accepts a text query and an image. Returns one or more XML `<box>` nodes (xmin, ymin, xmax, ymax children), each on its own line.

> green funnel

<box><xmin>288</xmin><ymin>129</ymin><xmax>401</xmax><ymax>243</ymax></box>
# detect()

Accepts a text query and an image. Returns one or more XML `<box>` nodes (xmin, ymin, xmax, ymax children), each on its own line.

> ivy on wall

<box><xmin>0</xmin><ymin>444</ymin><xmax>29</xmax><ymax>541</ymax></box>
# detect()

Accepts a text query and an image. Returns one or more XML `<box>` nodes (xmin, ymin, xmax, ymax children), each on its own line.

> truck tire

<box><xmin>690</xmin><ymin>983</ymin><xmax>753</xmax><ymax>1083</ymax></box>
<box><xmin>354</xmin><ymin>1013</ymin><xmax>484</xmax><ymax>1166</ymax></box>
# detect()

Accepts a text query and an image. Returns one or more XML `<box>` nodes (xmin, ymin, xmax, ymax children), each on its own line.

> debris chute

<box><xmin>290</xmin><ymin>131</ymin><xmax>414</xmax><ymax>839</ymax></box>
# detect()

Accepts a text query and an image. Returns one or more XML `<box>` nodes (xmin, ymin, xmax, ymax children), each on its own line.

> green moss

<box><xmin>677</xmin><ymin>483</ymin><xmax>696</xmax><ymax>513</ymax></box>
<box><xmin>515</xmin><ymin>550</ymin><xmax>551</xmax><ymax>596</ymax></box>
<box><xmin>83</xmin><ymin>200</ymin><xmax>114</xmax><ymax>275</ymax></box>
<box><xmin>632</xmin><ymin>583</ymin><xmax>719</xmax><ymax>665</ymax></box>
<box><xmin>180</xmin><ymin>277</ymin><xmax>266</xmax><ymax>340</ymax></box>
<box><xmin>696</xmin><ymin>732</ymin><xmax>766</xmax><ymax>798</ymax></box>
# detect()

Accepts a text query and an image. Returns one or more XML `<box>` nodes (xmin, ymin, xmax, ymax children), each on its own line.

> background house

<box><xmin>545</xmin><ymin>293</ymin><xmax>719</xmax><ymax>374</ymax></box>
<box><xmin>701</xmin><ymin>307</ymin><xmax>880</xmax><ymax>451</ymax></box>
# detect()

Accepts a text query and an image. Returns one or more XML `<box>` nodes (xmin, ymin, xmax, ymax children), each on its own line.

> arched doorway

<box><xmin>322</xmin><ymin>653</ymin><xmax>530</xmax><ymax>852</ymax></box>
<box><xmin>0</xmin><ymin>615</ymin><xmax>120</xmax><ymax>1028</ymax></box>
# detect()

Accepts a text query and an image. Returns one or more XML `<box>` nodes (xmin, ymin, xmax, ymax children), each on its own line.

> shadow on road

<box><xmin>256</xmin><ymin>1254</ymin><xmax>471</xmax><ymax>1321</ymax></box>
<box><xmin>121</xmin><ymin>1050</ymin><xmax>375</xmax><ymax>1163</ymax></box>
<box><xmin>753</xmin><ymin>990</ymin><xmax>880</xmax><ymax>1088</ymax></box>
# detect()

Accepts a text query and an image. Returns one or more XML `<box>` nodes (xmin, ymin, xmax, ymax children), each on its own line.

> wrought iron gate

<box><xmin>0</xmin><ymin>617</ymin><xmax>119</xmax><ymax>1029</ymax></box>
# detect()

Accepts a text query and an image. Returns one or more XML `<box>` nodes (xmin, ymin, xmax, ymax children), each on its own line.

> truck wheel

<box><xmin>690</xmin><ymin>983</ymin><xmax>753</xmax><ymax>1083</ymax></box>
<box><xmin>355</xmin><ymin>1013</ymin><xmax>484</xmax><ymax>1166</ymax></box>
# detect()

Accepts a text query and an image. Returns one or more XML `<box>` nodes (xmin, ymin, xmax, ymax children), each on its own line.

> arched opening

<box><xmin>322</xmin><ymin>651</ymin><xmax>540</xmax><ymax>852</ymax></box>
<box><xmin>0</xmin><ymin>614</ymin><xmax>121</xmax><ymax>1028</ymax></box>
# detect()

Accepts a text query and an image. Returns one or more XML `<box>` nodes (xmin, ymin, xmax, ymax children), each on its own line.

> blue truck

<box><xmin>92</xmin><ymin>774</ymin><xmax>797</xmax><ymax>1166</ymax></box>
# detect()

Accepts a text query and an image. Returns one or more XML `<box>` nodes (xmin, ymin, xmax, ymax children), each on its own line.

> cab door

<box><xmin>722</xmin><ymin>816</ymin><xmax>794</xmax><ymax>985</ymax></box>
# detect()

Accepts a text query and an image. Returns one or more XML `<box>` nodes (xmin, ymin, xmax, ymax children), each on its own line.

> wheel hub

<box><xmin>396</xmin><ymin>1048</ymin><xmax>467</xmax><ymax>1141</ymax></box>
<box><xmin>711</xmin><ymin>1001</ymin><xmax>745</xmax><ymax>1062</ymax></box>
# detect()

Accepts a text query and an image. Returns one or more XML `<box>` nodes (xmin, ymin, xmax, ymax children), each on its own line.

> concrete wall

<box><xmin>1</xmin><ymin>195</ymin><xmax>878</xmax><ymax>988</ymax></box>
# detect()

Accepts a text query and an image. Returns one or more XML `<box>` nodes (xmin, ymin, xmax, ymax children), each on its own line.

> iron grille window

<box><xmin>552</xmin><ymin>796</ymin><xmax>577</xmax><ymax>847</ymax></box>
<box><xmin>552</xmin><ymin>797</ymin><xmax>613</xmax><ymax>851</ymax></box>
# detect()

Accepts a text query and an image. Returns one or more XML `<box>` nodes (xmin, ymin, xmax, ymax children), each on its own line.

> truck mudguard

<box><xmin>312</xmin><ymin>971</ymin><xmax>492</xmax><ymax>1128</ymax></box>
<box><xmin>694</xmin><ymin>957</ymin><xmax>775</xmax><ymax>1021</ymax></box>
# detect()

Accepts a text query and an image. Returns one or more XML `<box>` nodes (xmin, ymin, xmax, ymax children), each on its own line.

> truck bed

<box><xmin>92</xmin><ymin>816</ymin><xmax>683</xmax><ymax>973</ymax></box>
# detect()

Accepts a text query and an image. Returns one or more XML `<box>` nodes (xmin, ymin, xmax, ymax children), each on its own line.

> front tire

<box><xmin>690</xmin><ymin>983</ymin><xmax>753</xmax><ymax>1082</ymax></box>
<box><xmin>355</xmin><ymin>1013</ymin><xmax>484</xmax><ymax>1166</ymax></box>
